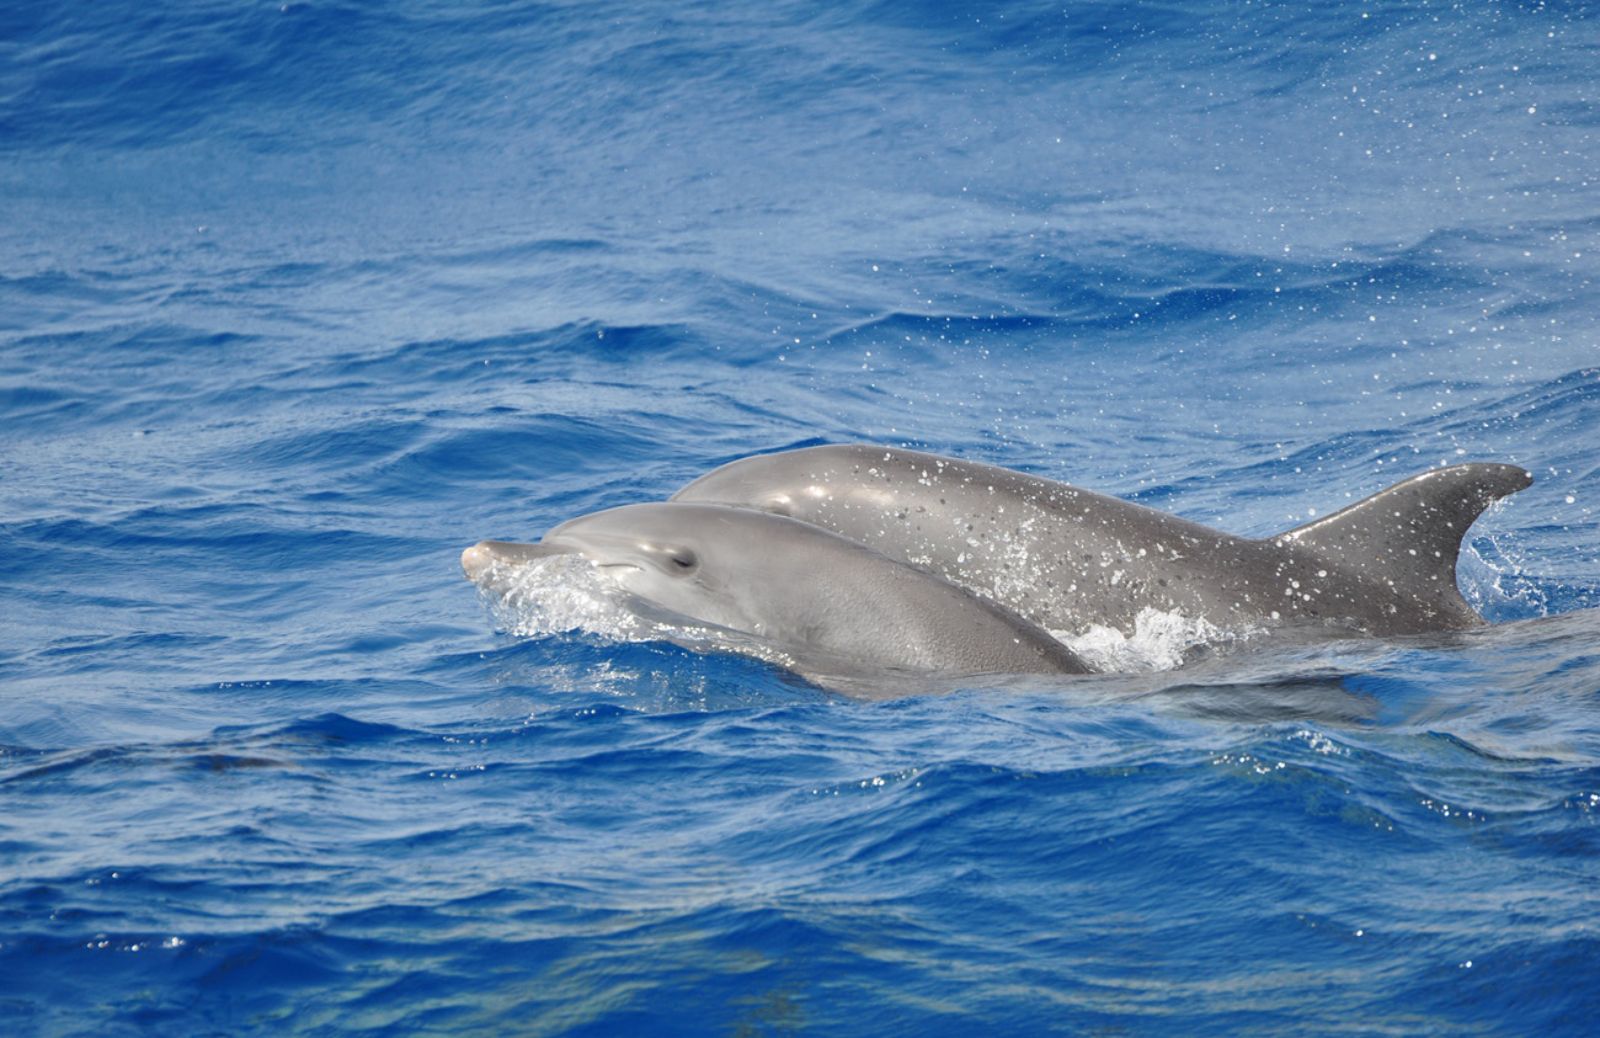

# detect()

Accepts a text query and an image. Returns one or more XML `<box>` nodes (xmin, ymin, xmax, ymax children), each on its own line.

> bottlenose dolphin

<box><xmin>672</xmin><ymin>444</ymin><xmax>1532</xmax><ymax>638</ymax></box>
<box><xmin>461</xmin><ymin>501</ymin><xmax>1091</xmax><ymax>679</ymax></box>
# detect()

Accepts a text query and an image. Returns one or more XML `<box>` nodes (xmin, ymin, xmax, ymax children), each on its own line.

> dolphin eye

<box><xmin>668</xmin><ymin>548</ymin><xmax>698</xmax><ymax>572</ymax></box>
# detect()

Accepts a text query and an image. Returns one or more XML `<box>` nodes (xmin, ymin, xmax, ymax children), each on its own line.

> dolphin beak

<box><xmin>460</xmin><ymin>540</ymin><xmax>574</xmax><ymax>582</ymax></box>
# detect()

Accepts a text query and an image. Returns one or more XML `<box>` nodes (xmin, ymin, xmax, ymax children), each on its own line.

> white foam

<box><xmin>478</xmin><ymin>553</ymin><xmax>648</xmax><ymax>641</ymax></box>
<box><xmin>1059</xmin><ymin>606</ymin><xmax>1248</xmax><ymax>673</ymax></box>
<box><xmin>473</xmin><ymin>555</ymin><xmax>802</xmax><ymax>673</ymax></box>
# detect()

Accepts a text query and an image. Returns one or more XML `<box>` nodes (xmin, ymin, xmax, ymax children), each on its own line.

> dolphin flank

<box><xmin>671</xmin><ymin>444</ymin><xmax>1532</xmax><ymax>638</ymax></box>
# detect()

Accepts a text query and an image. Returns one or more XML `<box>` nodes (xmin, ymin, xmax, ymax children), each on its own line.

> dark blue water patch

<box><xmin>431</xmin><ymin>636</ymin><xmax>833</xmax><ymax>717</ymax></box>
<box><xmin>376</xmin><ymin>418</ymin><xmax>671</xmax><ymax>507</ymax></box>
<box><xmin>268</xmin><ymin>326</ymin><xmax>596</xmax><ymax>394</ymax></box>
<box><xmin>2</xmin><ymin>3</ymin><xmax>409</xmax><ymax>152</ymax></box>
<box><xmin>0</xmin><ymin>384</ymin><xmax>85</xmax><ymax>427</ymax></box>
<box><xmin>1137</xmin><ymin>427</ymin><xmax>1407</xmax><ymax>500</ymax></box>
<box><xmin>1</xmin><ymin>734</ymin><xmax>302</xmax><ymax>791</ymax></box>
<box><xmin>1</xmin><ymin>325</ymin><xmax>271</xmax><ymax>436</ymax></box>
<box><xmin>35</xmin><ymin>630</ymin><xmax>228</xmax><ymax>662</ymax></box>
<box><xmin>206</xmin><ymin>710</ymin><xmax>414</xmax><ymax>748</ymax></box>
<box><xmin>241</xmin><ymin>414</ymin><xmax>434</xmax><ymax>475</ymax></box>
<box><xmin>2</xmin><ymin>511</ymin><xmax>424</xmax><ymax>606</ymax></box>
<box><xmin>98</xmin><ymin>926</ymin><xmax>354</xmax><ymax>1030</ymax></box>
<box><xmin>0</xmin><ymin>268</ymin><xmax>136</xmax><ymax>332</ymax></box>
<box><xmin>266</xmin><ymin>325</ymin><xmax>733</xmax><ymax>416</ymax></box>
<box><xmin>6</xmin><ymin>323</ymin><xmax>261</xmax><ymax>374</ymax></box>
<box><xmin>1456</xmin><ymin>366</ymin><xmax>1600</xmax><ymax>438</ymax></box>
<box><xmin>986</xmin><ymin>242</ymin><xmax>1494</xmax><ymax>336</ymax></box>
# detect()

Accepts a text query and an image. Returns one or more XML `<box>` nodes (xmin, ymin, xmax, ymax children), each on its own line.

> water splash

<box><xmin>1061</xmin><ymin>607</ymin><xmax>1255</xmax><ymax>673</ymax></box>
<box><xmin>473</xmin><ymin>554</ymin><xmax>803</xmax><ymax>676</ymax></box>
<box><xmin>1459</xmin><ymin>532</ymin><xmax>1552</xmax><ymax>623</ymax></box>
<box><xmin>478</xmin><ymin>553</ymin><xmax>647</xmax><ymax>641</ymax></box>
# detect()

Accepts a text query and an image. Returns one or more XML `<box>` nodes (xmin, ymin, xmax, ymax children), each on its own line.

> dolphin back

<box><xmin>1273</xmin><ymin>463</ymin><xmax>1532</xmax><ymax>629</ymax></box>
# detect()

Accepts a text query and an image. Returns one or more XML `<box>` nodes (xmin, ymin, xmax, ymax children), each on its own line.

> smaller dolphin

<box><xmin>462</xmin><ymin>502</ymin><xmax>1090</xmax><ymax>680</ymax></box>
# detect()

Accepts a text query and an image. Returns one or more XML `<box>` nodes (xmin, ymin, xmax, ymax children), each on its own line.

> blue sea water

<box><xmin>4</xmin><ymin>0</ymin><xmax>1600</xmax><ymax>1033</ymax></box>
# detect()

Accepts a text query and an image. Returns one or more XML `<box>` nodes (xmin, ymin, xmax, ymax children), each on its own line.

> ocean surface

<box><xmin>4</xmin><ymin>1</ymin><xmax>1600</xmax><ymax>1034</ymax></box>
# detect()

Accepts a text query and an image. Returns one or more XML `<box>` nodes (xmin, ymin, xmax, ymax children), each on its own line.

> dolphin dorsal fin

<box><xmin>1274</xmin><ymin>463</ymin><xmax>1532</xmax><ymax>621</ymax></box>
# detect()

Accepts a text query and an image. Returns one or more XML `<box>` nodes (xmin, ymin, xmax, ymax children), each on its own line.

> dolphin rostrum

<box><xmin>462</xmin><ymin>501</ymin><xmax>1091</xmax><ymax>680</ymax></box>
<box><xmin>672</xmin><ymin>444</ymin><xmax>1532</xmax><ymax>638</ymax></box>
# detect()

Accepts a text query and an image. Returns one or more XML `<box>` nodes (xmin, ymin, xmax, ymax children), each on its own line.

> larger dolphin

<box><xmin>462</xmin><ymin>501</ymin><xmax>1090</xmax><ymax>680</ymax></box>
<box><xmin>672</xmin><ymin>444</ymin><xmax>1532</xmax><ymax>638</ymax></box>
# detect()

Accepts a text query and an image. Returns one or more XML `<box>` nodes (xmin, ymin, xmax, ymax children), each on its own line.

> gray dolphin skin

<box><xmin>461</xmin><ymin>502</ymin><xmax>1091</xmax><ymax>678</ymax></box>
<box><xmin>671</xmin><ymin>444</ymin><xmax>1533</xmax><ymax>638</ymax></box>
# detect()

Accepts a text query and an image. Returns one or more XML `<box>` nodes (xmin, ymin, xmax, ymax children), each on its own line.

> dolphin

<box><xmin>671</xmin><ymin>444</ymin><xmax>1533</xmax><ymax>638</ymax></box>
<box><xmin>461</xmin><ymin>501</ymin><xmax>1091</xmax><ymax>680</ymax></box>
